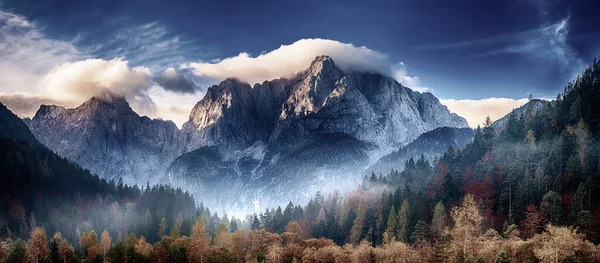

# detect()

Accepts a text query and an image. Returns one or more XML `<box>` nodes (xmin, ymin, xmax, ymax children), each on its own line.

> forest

<box><xmin>1</xmin><ymin>58</ymin><xmax>600</xmax><ymax>263</ymax></box>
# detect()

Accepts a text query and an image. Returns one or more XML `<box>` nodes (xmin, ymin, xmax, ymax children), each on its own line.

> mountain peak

<box><xmin>82</xmin><ymin>91</ymin><xmax>132</xmax><ymax>113</ymax></box>
<box><xmin>90</xmin><ymin>91</ymin><xmax>127</xmax><ymax>104</ymax></box>
<box><xmin>307</xmin><ymin>55</ymin><xmax>339</xmax><ymax>75</ymax></box>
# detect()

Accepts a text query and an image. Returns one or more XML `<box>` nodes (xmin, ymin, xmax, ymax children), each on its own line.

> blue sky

<box><xmin>0</xmin><ymin>0</ymin><xmax>598</xmax><ymax>127</ymax></box>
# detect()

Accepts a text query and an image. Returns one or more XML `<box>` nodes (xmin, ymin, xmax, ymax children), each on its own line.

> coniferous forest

<box><xmin>2</xmin><ymin>59</ymin><xmax>600</xmax><ymax>262</ymax></box>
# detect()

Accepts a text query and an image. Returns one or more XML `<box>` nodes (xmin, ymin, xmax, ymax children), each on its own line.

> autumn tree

<box><xmin>247</xmin><ymin>229</ymin><xmax>281</xmax><ymax>262</ymax></box>
<box><xmin>100</xmin><ymin>230</ymin><xmax>112</xmax><ymax>262</ymax></box>
<box><xmin>188</xmin><ymin>219</ymin><xmax>211</xmax><ymax>263</ymax></box>
<box><xmin>228</xmin><ymin>229</ymin><xmax>246</xmax><ymax>262</ymax></box>
<box><xmin>519</xmin><ymin>205</ymin><xmax>545</xmax><ymax>239</ymax></box>
<box><xmin>158</xmin><ymin>217</ymin><xmax>167</xmax><ymax>239</ymax></box>
<box><xmin>80</xmin><ymin>230</ymin><xmax>100</xmax><ymax>261</ymax></box>
<box><xmin>429</xmin><ymin>162</ymin><xmax>449</xmax><ymax>200</ymax></box>
<box><xmin>450</xmin><ymin>194</ymin><xmax>483</xmax><ymax>260</ymax></box>
<box><xmin>397</xmin><ymin>200</ymin><xmax>409</xmax><ymax>242</ymax></box>
<box><xmin>282</xmin><ymin>221</ymin><xmax>304</xmax><ymax>245</ymax></box>
<box><xmin>57</xmin><ymin>239</ymin><xmax>74</xmax><ymax>263</ymax></box>
<box><xmin>0</xmin><ymin>240</ymin><xmax>8</xmax><ymax>263</ymax></box>
<box><xmin>214</xmin><ymin>223</ymin><xmax>230</xmax><ymax>248</ymax></box>
<box><xmin>27</xmin><ymin>227</ymin><xmax>49</xmax><ymax>263</ymax></box>
<box><xmin>135</xmin><ymin>236</ymin><xmax>152</xmax><ymax>258</ymax></box>
<box><xmin>350</xmin><ymin>199</ymin><xmax>368</xmax><ymax>244</ymax></box>
<box><xmin>533</xmin><ymin>225</ymin><xmax>588</xmax><ymax>263</ymax></box>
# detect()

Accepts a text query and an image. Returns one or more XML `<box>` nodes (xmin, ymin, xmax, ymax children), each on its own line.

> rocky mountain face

<box><xmin>168</xmin><ymin>56</ymin><xmax>468</xmax><ymax>214</ymax></box>
<box><xmin>27</xmin><ymin>56</ymin><xmax>468</xmax><ymax>214</ymax></box>
<box><xmin>182</xmin><ymin>56</ymin><xmax>467</xmax><ymax>154</ymax></box>
<box><xmin>28</xmin><ymin>93</ymin><xmax>184</xmax><ymax>184</ymax></box>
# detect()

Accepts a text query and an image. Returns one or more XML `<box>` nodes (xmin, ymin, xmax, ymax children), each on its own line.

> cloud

<box><xmin>0</xmin><ymin>10</ymin><xmax>84</xmax><ymax>93</ymax></box>
<box><xmin>0</xmin><ymin>9</ymin><xmax>195</xmax><ymax>126</ymax></box>
<box><xmin>96</xmin><ymin>21</ymin><xmax>199</xmax><ymax>71</ymax></box>
<box><xmin>152</xmin><ymin>68</ymin><xmax>198</xmax><ymax>94</ymax></box>
<box><xmin>0</xmin><ymin>92</ymin><xmax>63</xmax><ymax>117</ymax></box>
<box><xmin>392</xmin><ymin>62</ymin><xmax>430</xmax><ymax>92</ymax></box>
<box><xmin>146</xmin><ymin>86</ymin><xmax>199</xmax><ymax>127</ymax></box>
<box><xmin>440</xmin><ymin>98</ymin><xmax>529</xmax><ymax>128</ymax></box>
<box><xmin>36</xmin><ymin>59</ymin><xmax>157</xmax><ymax>115</ymax></box>
<box><xmin>184</xmin><ymin>38</ymin><xmax>394</xmax><ymax>85</ymax></box>
<box><xmin>414</xmin><ymin>13</ymin><xmax>584</xmax><ymax>81</ymax></box>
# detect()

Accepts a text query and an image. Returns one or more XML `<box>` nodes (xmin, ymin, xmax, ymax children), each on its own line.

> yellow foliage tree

<box><xmin>450</xmin><ymin>194</ymin><xmax>482</xmax><ymax>260</ymax></box>
<box><xmin>27</xmin><ymin>227</ymin><xmax>49</xmax><ymax>263</ymax></box>
<box><xmin>188</xmin><ymin>219</ymin><xmax>212</xmax><ymax>263</ymax></box>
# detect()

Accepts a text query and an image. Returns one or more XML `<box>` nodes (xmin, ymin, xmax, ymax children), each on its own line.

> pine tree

<box><xmin>350</xmin><ymin>199</ymin><xmax>368</xmax><ymax>244</ymax></box>
<box><xmin>50</xmin><ymin>233</ymin><xmax>60</xmax><ymax>263</ymax></box>
<box><xmin>251</xmin><ymin>215</ymin><xmax>261</xmax><ymax>230</ymax></box>
<box><xmin>431</xmin><ymin>201</ymin><xmax>446</xmax><ymax>238</ymax></box>
<box><xmin>383</xmin><ymin>205</ymin><xmax>397</xmax><ymax>243</ymax></box>
<box><xmin>158</xmin><ymin>217</ymin><xmax>167</xmax><ymax>239</ymax></box>
<box><xmin>171</xmin><ymin>225</ymin><xmax>180</xmax><ymax>238</ymax></box>
<box><xmin>397</xmin><ymin>200</ymin><xmax>409</xmax><ymax>242</ymax></box>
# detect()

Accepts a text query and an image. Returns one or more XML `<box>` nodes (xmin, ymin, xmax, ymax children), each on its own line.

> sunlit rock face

<box><xmin>170</xmin><ymin>56</ymin><xmax>468</xmax><ymax>215</ymax></box>
<box><xmin>29</xmin><ymin>56</ymin><xmax>468</xmax><ymax>215</ymax></box>
<box><xmin>28</xmin><ymin>92</ymin><xmax>185</xmax><ymax>185</ymax></box>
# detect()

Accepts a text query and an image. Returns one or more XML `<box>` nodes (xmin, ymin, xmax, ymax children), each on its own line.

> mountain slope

<box><xmin>0</xmin><ymin>102</ymin><xmax>39</xmax><ymax>145</ymax></box>
<box><xmin>368</xmin><ymin>127</ymin><xmax>474</xmax><ymax>174</ymax></box>
<box><xmin>491</xmin><ymin>99</ymin><xmax>548</xmax><ymax>132</ymax></box>
<box><xmin>28</xmin><ymin>92</ymin><xmax>185</xmax><ymax>184</ymax></box>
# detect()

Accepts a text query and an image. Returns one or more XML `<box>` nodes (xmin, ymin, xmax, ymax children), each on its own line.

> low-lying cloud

<box><xmin>0</xmin><ymin>92</ymin><xmax>63</xmax><ymax>118</ymax></box>
<box><xmin>440</xmin><ymin>98</ymin><xmax>529</xmax><ymax>128</ymax></box>
<box><xmin>185</xmin><ymin>38</ymin><xmax>418</xmax><ymax>86</ymax></box>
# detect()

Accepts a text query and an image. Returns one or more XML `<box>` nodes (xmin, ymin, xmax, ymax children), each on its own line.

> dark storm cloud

<box><xmin>153</xmin><ymin>68</ymin><xmax>198</xmax><ymax>94</ymax></box>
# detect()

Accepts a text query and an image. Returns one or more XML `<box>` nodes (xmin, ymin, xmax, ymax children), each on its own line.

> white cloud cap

<box><xmin>184</xmin><ymin>38</ymin><xmax>397</xmax><ymax>85</ymax></box>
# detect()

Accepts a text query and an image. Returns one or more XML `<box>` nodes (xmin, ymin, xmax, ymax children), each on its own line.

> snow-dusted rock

<box><xmin>28</xmin><ymin>92</ymin><xmax>185</xmax><ymax>185</ymax></box>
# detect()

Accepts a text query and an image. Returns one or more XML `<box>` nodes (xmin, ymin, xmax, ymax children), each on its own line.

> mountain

<box><xmin>27</xmin><ymin>56</ymin><xmax>468</xmax><ymax>214</ymax></box>
<box><xmin>0</xmin><ymin>102</ymin><xmax>38</xmax><ymax>145</ymax></box>
<box><xmin>27</xmin><ymin>92</ymin><xmax>185</xmax><ymax>184</ymax></box>
<box><xmin>368</xmin><ymin>127</ymin><xmax>474</xmax><ymax>174</ymax></box>
<box><xmin>0</xmin><ymin>103</ymin><xmax>196</xmax><ymax>242</ymax></box>
<box><xmin>168</xmin><ymin>56</ymin><xmax>468</xmax><ymax>213</ymax></box>
<box><xmin>491</xmin><ymin>98</ymin><xmax>548</xmax><ymax>132</ymax></box>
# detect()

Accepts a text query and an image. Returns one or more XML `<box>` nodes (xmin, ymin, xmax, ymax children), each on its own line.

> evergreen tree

<box><xmin>397</xmin><ymin>200</ymin><xmax>409</xmax><ymax>242</ymax></box>
<box><xmin>383</xmin><ymin>205</ymin><xmax>397</xmax><ymax>243</ymax></box>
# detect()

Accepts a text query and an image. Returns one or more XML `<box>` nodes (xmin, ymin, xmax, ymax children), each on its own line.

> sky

<box><xmin>0</xmin><ymin>0</ymin><xmax>598</xmax><ymax>127</ymax></box>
